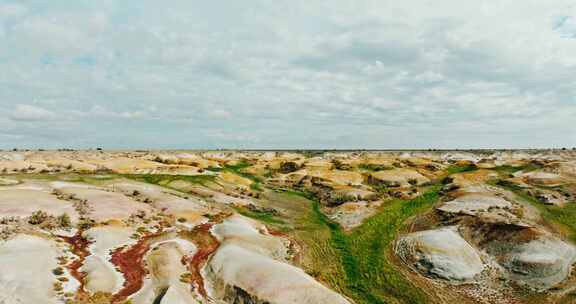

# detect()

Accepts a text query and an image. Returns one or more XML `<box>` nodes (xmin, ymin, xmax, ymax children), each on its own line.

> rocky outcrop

<box><xmin>395</xmin><ymin>227</ymin><xmax>484</xmax><ymax>282</ymax></box>
<box><xmin>367</xmin><ymin>169</ymin><xmax>430</xmax><ymax>187</ymax></box>
<box><xmin>491</xmin><ymin>236</ymin><xmax>576</xmax><ymax>290</ymax></box>
<box><xmin>438</xmin><ymin>193</ymin><xmax>512</xmax><ymax>216</ymax></box>
<box><xmin>204</xmin><ymin>215</ymin><xmax>352</xmax><ymax>304</ymax></box>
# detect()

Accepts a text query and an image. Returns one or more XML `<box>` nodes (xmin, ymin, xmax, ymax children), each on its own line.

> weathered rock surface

<box><xmin>368</xmin><ymin>168</ymin><xmax>430</xmax><ymax>187</ymax></box>
<box><xmin>205</xmin><ymin>215</ymin><xmax>351</xmax><ymax>304</ymax></box>
<box><xmin>438</xmin><ymin>193</ymin><xmax>512</xmax><ymax>216</ymax></box>
<box><xmin>497</xmin><ymin>237</ymin><xmax>576</xmax><ymax>290</ymax></box>
<box><xmin>0</xmin><ymin>235</ymin><xmax>61</xmax><ymax>304</ymax></box>
<box><xmin>395</xmin><ymin>227</ymin><xmax>484</xmax><ymax>282</ymax></box>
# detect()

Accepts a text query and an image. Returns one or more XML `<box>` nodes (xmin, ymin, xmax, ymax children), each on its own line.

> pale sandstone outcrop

<box><xmin>205</xmin><ymin>215</ymin><xmax>351</xmax><ymax>304</ymax></box>
<box><xmin>396</xmin><ymin>227</ymin><xmax>484</xmax><ymax>282</ymax></box>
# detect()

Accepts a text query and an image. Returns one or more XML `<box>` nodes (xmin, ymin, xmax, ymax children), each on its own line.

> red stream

<box><xmin>182</xmin><ymin>223</ymin><xmax>220</xmax><ymax>297</ymax></box>
<box><xmin>60</xmin><ymin>230</ymin><xmax>92</xmax><ymax>297</ymax></box>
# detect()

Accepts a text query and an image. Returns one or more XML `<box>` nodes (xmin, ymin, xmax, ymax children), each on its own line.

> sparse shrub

<box><xmin>332</xmin><ymin>159</ymin><xmax>351</xmax><ymax>170</ymax></box>
<box><xmin>279</xmin><ymin>161</ymin><xmax>300</xmax><ymax>174</ymax></box>
<box><xmin>53</xmin><ymin>281</ymin><xmax>63</xmax><ymax>292</ymax></box>
<box><xmin>180</xmin><ymin>272</ymin><xmax>192</xmax><ymax>283</ymax></box>
<box><xmin>327</xmin><ymin>193</ymin><xmax>356</xmax><ymax>206</ymax></box>
<box><xmin>29</xmin><ymin>210</ymin><xmax>49</xmax><ymax>225</ymax></box>
<box><xmin>78</xmin><ymin>218</ymin><xmax>95</xmax><ymax>230</ymax></box>
<box><xmin>57</xmin><ymin>213</ymin><xmax>71</xmax><ymax>229</ymax></box>
<box><xmin>372</xmin><ymin>184</ymin><xmax>389</xmax><ymax>195</ymax></box>
<box><xmin>52</xmin><ymin>267</ymin><xmax>64</xmax><ymax>276</ymax></box>
<box><xmin>359</xmin><ymin>163</ymin><xmax>393</xmax><ymax>171</ymax></box>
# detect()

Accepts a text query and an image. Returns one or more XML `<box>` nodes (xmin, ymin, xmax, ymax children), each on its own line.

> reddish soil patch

<box><xmin>267</xmin><ymin>227</ymin><xmax>286</xmax><ymax>237</ymax></box>
<box><xmin>110</xmin><ymin>232</ymin><xmax>161</xmax><ymax>303</ymax></box>
<box><xmin>181</xmin><ymin>223</ymin><xmax>220</xmax><ymax>297</ymax></box>
<box><xmin>60</xmin><ymin>230</ymin><xmax>92</xmax><ymax>297</ymax></box>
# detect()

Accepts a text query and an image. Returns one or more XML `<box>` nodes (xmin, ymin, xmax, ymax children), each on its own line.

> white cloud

<box><xmin>87</xmin><ymin>105</ymin><xmax>146</xmax><ymax>119</ymax></box>
<box><xmin>10</xmin><ymin>104</ymin><xmax>56</xmax><ymax>122</ymax></box>
<box><xmin>0</xmin><ymin>0</ymin><xmax>574</xmax><ymax>148</ymax></box>
<box><xmin>207</xmin><ymin>109</ymin><xmax>232</xmax><ymax>120</ymax></box>
<box><xmin>0</xmin><ymin>3</ymin><xmax>27</xmax><ymax>18</ymax></box>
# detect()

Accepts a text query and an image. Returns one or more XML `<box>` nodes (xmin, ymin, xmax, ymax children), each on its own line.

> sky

<box><xmin>0</xmin><ymin>0</ymin><xmax>575</xmax><ymax>149</ymax></box>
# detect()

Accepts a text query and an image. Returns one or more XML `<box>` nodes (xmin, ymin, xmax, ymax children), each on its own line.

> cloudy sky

<box><xmin>1</xmin><ymin>0</ymin><xmax>575</xmax><ymax>149</ymax></box>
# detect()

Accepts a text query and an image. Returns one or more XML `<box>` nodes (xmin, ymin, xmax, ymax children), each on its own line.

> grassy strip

<box><xmin>250</xmin><ymin>181</ymin><xmax>263</xmax><ymax>192</ymax></box>
<box><xmin>491</xmin><ymin>180</ymin><xmax>576</xmax><ymax>242</ymax></box>
<box><xmin>446</xmin><ymin>164</ymin><xmax>478</xmax><ymax>175</ymax></box>
<box><xmin>208</xmin><ymin>161</ymin><xmax>262</xmax><ymax>184</ymax></box>
<box><xmin>344</xmin><ymin>188</ymin><xmax>441</xmax><ymax>304</ymax></box>
<box><xmin>287</xmin><ymin>187</ymin><xmax>441</xmax><ymax>304</ymax></box>
<box><xmin>492</xmin><ymin>163</ymin><xmax>541</xmax><ymax>176</ymax></box>
<box><xmin>122</xmin><ymin>174</ymin><xmax>217</xmax><ymax>187</ymax></box>
<box><xmin>358</xmin><ymin>164</ymin><xmax>394</xmax><ymax>172</ymax></box>
<box><xmin>233</xmin><ymin>206</ymin><xmax>286</xmax><ymax>225</ymax></box>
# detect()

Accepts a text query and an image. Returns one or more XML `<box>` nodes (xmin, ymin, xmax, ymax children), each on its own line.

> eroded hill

<box><xmin>0</xmin><ymin>149</ymin><xmax>575</xmax><ymax>304</ymax></box>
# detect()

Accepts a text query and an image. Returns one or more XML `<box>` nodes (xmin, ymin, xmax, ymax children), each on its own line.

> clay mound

<box><xmin>522</xmin><ymin>171</ymin><xmax>566</xmax><ymax>187</ymax></box>
<box><xmin>452</xmin><ymin>170</ymin><xmax>498</xmax><ymax>187</ymax></box>
<box><xmin>205</xmin><ymin>215</ymin><xmax>351</xmax><ymax>304</ymax></box>
<box><xmin>499</xmin><ymin>237</ymin><xmax>576</xmax><ymax>290</ymax></box>
<box><xmin>82</xmin><ymin>226</ymin><xmax>137</xmax><ymax>294</ymax></box>
<box><xmin>108</xmin><ymin>180</ymin><xmax>212</xmax><ymax>226</ymax></box>
<box><xmin>438</xmin><ymin>193</ymin><xmax>512</xmax><ymax>216</ymax></box>
<box><xmin>131</xmin><ymin>240</ymin><xmax>199</xmax><ymax>304</ymax></box>
<box><xmin>307</xmin><ymin>169</ymin><xmax>365</xmax><ymax>187</ymax></box>
<box><xmin>327</xmin><ymin>200</ymin><xmax>383</xmax><ymax>230</ymax></box>
<box><xmin>369</xmin><ymin>168</ymin><xmax>430</xmax><ymax>187</ymax></box>
<box><xmin>395</xmin><ymin>227</ymin><xmax>484</xmax><ymax>282</ymax></box>
<box><xmin>206</xmin><ymin>244</ymin><xmax>351</xmax><ymax>304</ymax></box>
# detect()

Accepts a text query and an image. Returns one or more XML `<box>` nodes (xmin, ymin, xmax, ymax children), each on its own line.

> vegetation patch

<box><xmin>358</xmin><ymin>163</ymin><xmax>394</xmax><ymax>172</ymax></box>
<box><xmin>249</xmin><ymin>181</ymin><xmax>263</xmax><ymax>192</ymax></box>
<box><xmin>123</xmin><ymin>174</ymin><xmax>217</xmax><ymax>187</ymax></box>
<box><xmin>207</xmin><ymin>161</ymin><xmax>262</xmax><ymax>183</ymax></box>
<box><xmin>278</xmin><ymin>187</ymin><xmax>441</xmax><ymax>304</ymax></box>
<box><xmin>446</xmin><ymin>164</ymin><xmax>478</xmax><ymax>175</ymax></box>
<box><xmin>492</xmin><ymin>163</ymin><xmax>541</xmax><ymax>176</ymax></box>
<box><xmin>233</xmin><ymin>205</ymin><xmax>286</xmax><ymax>225</ymax></box>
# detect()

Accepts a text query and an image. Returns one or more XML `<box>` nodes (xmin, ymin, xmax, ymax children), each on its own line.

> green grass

<box><xmin>358</xmin><ymin>164</ymin><xmax>394</xmax><ymax>172</ymax></box>
<box><xmin>127</xmin><ymin>173</ymin><xmax>441</xmax><ymax>303</ymax></box>
<box><xmin>492</xmin><ymin>163</ymin><xmax>541</xmax><ymax>176</ymax></box>
<box><xmin>250</xmin><ymin>181</ymin><xmax>263</xmax><ymax>192</ymax></box>
<box><xmin>446</xmin><ymin>164</ymin><xmax>478</xmax><ymax>175</ymax></box>
<box><xmin>233</xmin><ymin>206</ymin><xmax>286</xmax><ymax>225</ymax></box>
<box><xmin>282</xmin><ymin>187</ymin><xmax>441</xmax><ymax>304</ymax></box>
<box><xmin>123</xmin><ymin>174</ymin><xmax>217</xmax><ymax>187</ymax></box>
<box><xmin>491</xmin><ymin>179</ymin><xmax>576</xmax><ymax>242</ymax></box>
<box><xmin>208</xmin><ymin>161</ymin><xmax>262</xmax><ymax>183</ymax></box>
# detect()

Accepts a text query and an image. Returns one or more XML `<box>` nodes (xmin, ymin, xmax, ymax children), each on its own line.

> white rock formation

<box><xmin>396</xmin><ymin>227</ymin><xmax>484</xmax><ymax>282</ymax></box>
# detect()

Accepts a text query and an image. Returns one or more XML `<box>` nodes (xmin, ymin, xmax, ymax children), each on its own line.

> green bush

<box><xmin>28</xmin><ymin>210</ymin><xmax>49</xmax><ymax>225</ymax></box>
